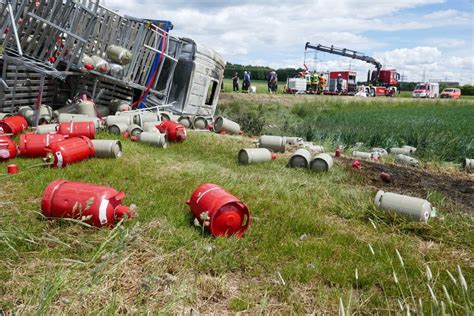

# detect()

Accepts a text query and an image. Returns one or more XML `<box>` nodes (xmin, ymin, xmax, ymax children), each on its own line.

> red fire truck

<box><xmin>305</xmin><ymin>43</ymin><xmax>400</xmax><ymax>97</ymax></box>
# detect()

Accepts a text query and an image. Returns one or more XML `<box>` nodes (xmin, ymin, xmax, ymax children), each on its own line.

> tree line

<box><xmin>224</xmin><ymin>63</ymin><xmax>474</xmax><ymax>94</ymax></box>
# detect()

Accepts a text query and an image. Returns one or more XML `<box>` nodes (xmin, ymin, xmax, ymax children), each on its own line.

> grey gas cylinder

<box><xmin>35</xmin><ymin>124</ymin><xmax>58</xmax><ymax>134</ymax></box>
<box><xmin>106</xmin><ymin>45</ymin><xmax>133</xmax><ymax>65</ymax></box>
<box><xmin>193</xmin><ymin>116</ymin><xmax>208</xmax><ymax>130</ymax></box>
<box><xmin>288</xmin><ymin>149</ymin><xmax>311</xmax><ymax>169</ymax></box>
<box><xmin>310</xmin><ymin>153</ymin><xmax>333</xmax><ymax>172</ymax></box>
<box><xmin>76</xmin><ymin>99</ymin><xmax>97</xmax><ymax>117</ymax></box>
<box><xmin>96</xmin><ymin>105</ymin><xmax>110</xmax><ymax>117</ymax></box>
<box><xmin>371</xmin><ymin>148</ymin><xmax>388</xmax><ymax>156</ymax></box>
<box><xmin>213</xmin><ymin>116</ymin><xmax>241</xmax><ymax>135</ymax></box>
<box><xmin>108</xmin><ymin>123</ymin><xmax>128</xmax><ymax>135</ymax></box>
<box><xmin>238</xmin><ymin>148</ymin><xmax>275</xmax><ymax>165</ymax></box>
<box><xmin>402</xmin><ymin>145</ymin><xmax>417</xmax><ymax>152</ymax></box>
<box><xmin>178</xmin><ymin>116</ymin><xmax>192</xmax><ymax>128</ymax></box>
<box><xmin>374</xmin><ymin>190</ymin><xmax>431</xmax><ymax>222</ymax></box>
<box><xmin>352</xmin><ymin>151</ymin><xmax>376</xmax><ymax>160</ymax></box>
<box><xmin>390</xmin><ymin>147</ymin><xmax>413</xmax><ymax>155</ymax></box>
<box><xmin>395</xmin><ymin>154</ymin><xmax>419</xmax><ymax>166</ymax></box>
<box><xmin>137</xmin><ymin>112</ymin><xmax>159</xmax><ymax>126</ymax></box>
<box><xmin>302</xmin><ymin>142</ymin><xmax>324</xmax><ymax>153</ymax></box>
<box><xmin>285</xmin><ymin>137</ymin><xmax>304</xmax><ymax>145</ymax></box>
<box><xmin>142</xmin><ymin>121</ymin><xmax>160</xmax><ymax>132</ymax></box>
<box><xmin>127</xmin><ymin>124</ymin><xmax>143</xmax><ymax>137</ymax></box>
<box><xmin>59</xmin><ymin>113</ymin><xmax>101</xmax><ymax>128</ymax></box>
<box><xmin>257</xmin><ymin>135</ymin><xmax>286</xmax><ymax>153</ymax></box>
<box><xmin>462</xmin><ymin>158</ymin><xmax>473</xmax><ymax>172</ymax></box>
<box><xmin>91</xmin><ymin>140</ymin><xmax>122</xmax><ymax>158</ymax></box>
<box><xmin>106</xmin><ymin>114</ymin><xmax>136</xmax><ymax>127</ymax></box>
<box><xmin>135</xmin><ymin>132</ymin><xmax>167</xmax><ymax>148</ymax></box>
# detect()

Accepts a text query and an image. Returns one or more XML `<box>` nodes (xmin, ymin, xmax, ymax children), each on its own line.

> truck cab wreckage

<box><xmin>0</xmin><ymin>0</ymin><xmax>225</xmax><ymax>125</ymax></box>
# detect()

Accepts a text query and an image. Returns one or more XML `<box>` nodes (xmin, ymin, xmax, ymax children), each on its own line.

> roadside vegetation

<box><xmin>0</xmin><ymin>94</ymin><xmax>472</xmax><ymax>313</ymax></box>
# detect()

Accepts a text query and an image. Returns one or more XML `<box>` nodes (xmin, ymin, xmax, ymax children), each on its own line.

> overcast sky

<box><xmin>103</xmin><ymin>0</ymin><xmax>473</xmax><ymax>84</ymax></box>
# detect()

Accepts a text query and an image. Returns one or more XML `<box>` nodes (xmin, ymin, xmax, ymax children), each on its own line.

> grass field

<box><xmin>0</xmin><ymin>94</ymin><xmax>473</xmax><ymax>314</ymax></box>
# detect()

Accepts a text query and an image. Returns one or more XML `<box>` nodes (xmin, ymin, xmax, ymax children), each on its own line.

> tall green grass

<box><xmin>217</xmin><ymin>98</ymin><xmax>474</xmax><ymax>162</ymax></box>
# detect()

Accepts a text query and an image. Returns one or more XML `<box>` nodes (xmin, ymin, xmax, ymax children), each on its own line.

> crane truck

<box><xmin>305</xmin><ymin>43</ymin><xmax>400</xmax><ymax>96</ymax></box>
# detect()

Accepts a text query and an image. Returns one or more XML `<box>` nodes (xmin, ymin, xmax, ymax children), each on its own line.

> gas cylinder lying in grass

<box><xmin>463</xmin><ymin>158</ymin><xmax>473</xmax><ymax>172</ymax></box>
<box><xmin>213</xmin><ymin>116</ymin><xmax>241</xmax><ymax>135</ymax></box>
<box><xmin>395</xmin><ymin>154</ymin><xmax>419</xmax><ymax>166</ymax></box>
<box><xmin>257</xmin><ymin>135</ymin><xmax>286</xmax><ymax>153</ymax></box>
<box><xmin>193</xmin><ymin>116</ymin><xmax>208</xmax><ymax>130</ymax></box>
<box><xmin>58</xmin><ymin>122</ymin><xmax>96</xmax><ymax>139</ymax></box>
<box><xmin>0</xmin><ymin>115</ymin><xmax>28</xmax><ymax>136</ymax></box>
<box><xmin>238</xmin><ymin>148</ymin><xmax>276</xmax><ymax>165</ymax></box>
<box><xmin>371</xmin><ymin>148</ymin><xmax>388</xmax><ymax>157</ymax></box>
<box><xmin>41</xmin><ymin>180</ymin><xmax>133</xmax><ymax>227</ymax></box>
<box><xmin>402</xmin><ymin>145</ymin><xmax>417</xmax><ymax>153</ymax></box>
<box><xmin>126</xmin><ymin>124</ymin><xmax>143</xmax><ymax>137</ymax></box>
<box><xmin>187</xmin><ymin>183</ymin><xmax>250</xmax><ymax>237</ymax></box>
<box><xmin>288</xmin><ymin>149</ymin><xmax>311</xmax><ymax>169</ymax></box>
<box><xmin>91</xmin><ymin>140</ymin><xmax>122</xmax><ymax>158</ymax></box>
<box><xmin>310</xmin><ymin>153</ymin><xmax>333</xmax><ymax>172</ymax></box>
<box><xmin>178</xmin><ymin>116</ymin><xmax>192</xmax><ymax>128</ymax></box>
<box><xmin>352</xmin><ymin>151</ymin><xmax>376</xmax><ymax>160</ymax></box>
<box><xmin>35</xmin><ymin>124</ymin><xmax>59</xmax><ymax>134</ymax></box>
<box><xmin>374</xmin><ymin>190</ymin><xmax>431</xmax><ymax>222</ymax></box>
<box><xmin>142</xmin><ymin>121</ymin><xmax>160</xmax><ymax>132</ymax></box>
<box><xmin>46</xmin><ymin>137</ymin><xmax>95</xmax><ymax>168</ymax></box>
<box><xmin>58</xmin><ymin>113</ymin><xmax>101</xmax><ymax>128</ymax></box>
<box><xmin>390</xmin><ymin>147</ymin><xmax>413</xmax><ymax>155</ymax></box>
<box><xmin>0</xmin><ymin>136</ymin><xmax>17</xmax><ymax>161</ymax></box>
<box><xmin>108</xmin><ymin>123</ymin><xmax>128</xmax><ymax>135</ymax></box>
<box><xmin>157</xmin><ymin>120</ymin><xmax>187</xmax><ymax>142</ymax></box>
<box><xmin>19</xmin><ymin>133</ymin><xmax>67</xmax><ymax>157</ymax></box>
<box><xmin>131</xmin><ymin>132</ymin><xmax>167</xmax><ymax>148</ymax></box>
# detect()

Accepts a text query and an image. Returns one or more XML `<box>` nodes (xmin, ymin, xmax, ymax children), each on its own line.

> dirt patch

<box><xmin>339</xmin><ymin>157</ymin><xmax>474</xmax><ymax>213</ymax></box>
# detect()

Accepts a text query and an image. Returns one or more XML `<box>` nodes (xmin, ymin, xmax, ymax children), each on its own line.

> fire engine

<box><xmin>305</xmin><ymin>43</ymin><xmax>400</xmax><ymax>96</ymax></box>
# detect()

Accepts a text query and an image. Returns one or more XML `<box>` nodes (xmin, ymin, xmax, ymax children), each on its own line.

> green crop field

<box><xmin>0</xmin><ymin>94</ymin><xmax>472</xmax><ymax>314</ymax></box>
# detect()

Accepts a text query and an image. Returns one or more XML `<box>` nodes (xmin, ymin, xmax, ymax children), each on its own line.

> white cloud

<box><xmin>101</xmin><ymin>0</ymin><xmax>473</xmax><ymax>84</ymax></box>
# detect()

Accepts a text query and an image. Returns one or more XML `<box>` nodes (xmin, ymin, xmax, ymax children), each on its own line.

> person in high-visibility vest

<box><xmin>318</xmin><ymin>73</ymin><xmax>326</xmax><ymax>94</ymax></box>
<box><xmin>311</xmin><ymin>72</ymin><xmax>319</xmax><ymax>93</ymax></box>
<box><xmin>305</xmin><ymin>72</ymin><xmax>311</xmax><ymax>92</ymax></box>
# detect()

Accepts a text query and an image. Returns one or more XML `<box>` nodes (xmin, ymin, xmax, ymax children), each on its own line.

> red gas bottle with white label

<box><xmin>187</xmin><ymin>183</ymin><xmax>250</xmax><ymax>237</ymax></box>
<box><xmin>18</xmin><ymin>133</ymin><xmax>67</xmax><ymax>157</ymax></box>
<box><xmin>46</xmin><ymin>136</ymin><xmax>94</xmax><ymax>168</ymax></box>
<box><xmin>0</xmin><ymin>136</ymin><xmax>17</xmax><ymax>161</ymax></box>
<box><xmin>41</xmin><ymin>180</ymin><xmax>133</xmax><ymax>227</ymax></box>
<box><xmin>0</xmin><ymin>115</ymin><xmax>28</xmax><ymax>136</ymax></box>
<box><xmin>57</xmin><ymin>122</ymin><xmax>96</xmax><ymax>139</ymax></box>
<box><xmin>157</xmin><ymin>120</ymin><xmax>187</xmax><ymax>142</ymax></box>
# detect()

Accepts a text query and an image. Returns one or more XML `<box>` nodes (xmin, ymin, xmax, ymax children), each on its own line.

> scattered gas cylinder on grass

<box><xmin>257</xmin><ymin>135</ymin><xmax>286</xmax><ymax>153</ymax></box>
<box><xmin>0</xmin><ymin>115</ymin><xmax>28</xmax><ymax>136</ymax></box>
<box><xmin>193</xmin><ymin>116</ymin><xmax>208</xmax><ymax>130</ymax></box>
<box><xmin>0</xmin><ymin>136</ymin><xmax>17</xmax><ymax>161</ymax></box>
<box><xmin>288</xmin><ymin>149</ymin><xmax>311</xmax><ymax>169</ymax></box>
<box><xmin>310</xmin><ymin>153</ymin><xmax>333</xmax><ymax>172</ymax></box>
<box><xmin>213</xmin><ymin>117</ymin><xmax>241</xmax><ymax>135</ymax></box>
<box><xmin>7</xmin><ymin>164</ymin><xmax>18</xmax><ymax>174</ymax></box>
<box><xmin>46</xmin><ymin>137</ymin><xmax>94</xmax><ymax>168</ymax></box>
<box><xmin>187</xmin><ymin>183</ymin><xmax>250</xmax><ymax>237</ymax></box>
<box><xmin>463</xmin><ymin>158</ymin><xmax>473</xmax><ymax>172</ymax></box>
<box><xmin>374</xmin><ymin>190</ymin><xmax>431</xmax><ymax>222</ymax></box>
<box><xmin>41</xmin><ymin>180</ymin><xmax>133</xmax><ymax>227</ymax></box>
<box><xmin>19</xmin><ymin>133</ymin><xmax>66</xmax><ymax>157</ymax></box>
<box><xmin>157</xmin><ymin>120</ymin><xmax>187</xmax><ymax>142</ymax></box>
<box><xmin>57</xmin><ymin>122</ymin><xmax>96</xmax><ymax>139</ymax></box>
<box><xmin>131</xmin><ymin>132</ymin><xmax>167</xmax><ymax>148</ymax></box>
<box><xmin>238</xmin><ymin>148</ymin><xmax>276</xmax><ymax>165</ymax></box>
<box><xmin>91</xmin><ymin>140</ymin><xmax>122</xmax><ymax>158</ymax></box>
<box><xmin>352</xmin><ymin>160</ymin><xmax>362</xmax><ymax>169</ymax></box>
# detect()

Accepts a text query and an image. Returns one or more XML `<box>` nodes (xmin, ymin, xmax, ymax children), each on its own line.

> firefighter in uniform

<box><xmin>318</xmin><ymin>73</ymin><xmax>326</xmax><ymax>94</ymax></box>
<box><xmin>311</xmin><ymin>72</ymin><xmax>319</xmax><ymax>93</ymax></box>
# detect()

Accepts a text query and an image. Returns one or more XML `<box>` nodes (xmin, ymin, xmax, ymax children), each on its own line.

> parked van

<box><xmin>440</xmin><ymin>88</ymin><xmax>461</xmax><ymax>99</ymax></box>
<box><xmin>412</xmin><ymin>82</ymin><xmax>439</xmax><ymax>98</ymax></box>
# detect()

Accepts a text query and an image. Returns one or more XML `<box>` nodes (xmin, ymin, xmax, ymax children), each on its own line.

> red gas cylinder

<box><xmin>352</xmin><ymin>160</ymin><xmax>362</xmax><ymax>169</ymax></box>
<box><xmin>157</xmin><ymin>120</ymin><xmax>187</xmax><ymax>142</ymax></box>
<box><xmin>7</xmin><ymin>164</ymin><xmax>18</xmax><ymax>174</ymax></box>
<box><xmin>0</xmin><ymin>115</ymin><xmax>28</xmax><ymax>136</ymax></box>
<box><xmin>57</xmin><ymin>122</ymin><xmax>96</xmax><ymax>139</ymax></box>
<box><xmin>46</xmin><ymin>137</ymin><xmax>95</xmax><ymax>168</ymax></box>
<box><xmin>0</xmin><ymin>136</ymin><xmax>17</xmax><ymax>161</ymax></box>
<box><xmin>335</xmin><ymin>148</ymin><xmax>341</xmax><ymax>157</ymax></box>
<box><xmin>187</xmin><ymin>183</ymin><xmax>250</xmax><ymax>237</ymax></box>
<box><xmin>19</xmin><ymin>133</ymin><xmax>67</xmax><ymax>157</ymax></box>
<box><xmin>41</xmin><ymin>180</ymin><xmax>133</xmax><ymax>227</ymax></box>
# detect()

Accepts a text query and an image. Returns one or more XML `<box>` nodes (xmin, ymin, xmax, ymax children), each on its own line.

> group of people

<box><xmin>232</xmin><ymin>71</ymin><xmax>251</xmax><ymax>92</ymax></box>
<box><xmin>303</xmin><ymin>71</ymin><xmax>327</xmax><ymax>94</ymax></box>
<box><xmin>231</xmin><ymin>70</ymin><xmax>278</xmax><ymax>93</ymax></box>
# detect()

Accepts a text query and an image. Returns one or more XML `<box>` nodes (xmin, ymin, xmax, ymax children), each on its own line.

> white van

<box><xmin>412</xmin><ymin>82</ymin><xmax>439</xmax><ymax>98</ymax></box>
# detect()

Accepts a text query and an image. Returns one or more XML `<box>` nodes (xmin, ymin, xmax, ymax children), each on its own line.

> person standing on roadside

<box><xmin>242</xmin><ymin>71</ymin><xmax>251</xmax><ymax>92</ymax></box>
<box><xmin>232</xmin><ymin>72</ymin><xmax>239</xmax><ymax>92</ymax></box>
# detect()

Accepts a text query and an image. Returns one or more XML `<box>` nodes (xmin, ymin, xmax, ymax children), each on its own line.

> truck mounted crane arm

<box><xmin>305</xmin><ymin>42</ymin><xmax>382</xmax><ymax>70</ymax></box>
<box><xmin>305</xmin><ymin>42</ymin><xmax>382</xmax><ymax>84</ymax></box>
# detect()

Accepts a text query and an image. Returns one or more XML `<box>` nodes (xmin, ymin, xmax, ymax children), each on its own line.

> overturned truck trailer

<box><xmin>0</xmin><ymin>1</ymin><xmax>225</xmax><ymax>119</ymax></box>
